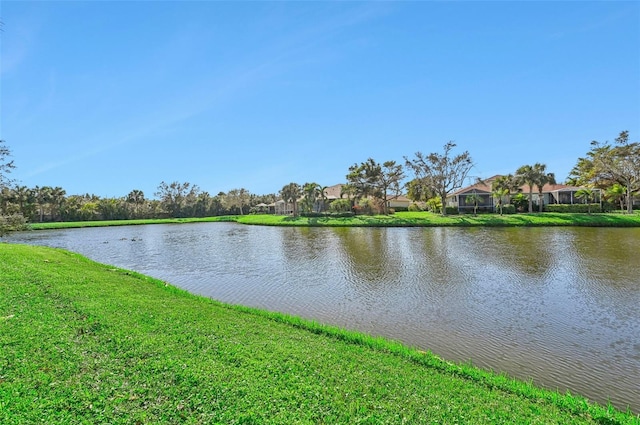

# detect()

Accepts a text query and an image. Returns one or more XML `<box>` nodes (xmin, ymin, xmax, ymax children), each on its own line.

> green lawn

<box><xmin>1</xmin><ymin>244</ymin><xmax>637</xmax><ymax>424</ymax></box>
<box><xmin>26</xmin><ymin>211</ymin><xmax>640</xmax><ymax>231</ymax></box>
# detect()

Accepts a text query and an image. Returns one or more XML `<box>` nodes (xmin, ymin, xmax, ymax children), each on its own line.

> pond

<box><xmin>5</xmin><ymin>223</ymin><xmax>640</xmax><ymax>412</ymax></box>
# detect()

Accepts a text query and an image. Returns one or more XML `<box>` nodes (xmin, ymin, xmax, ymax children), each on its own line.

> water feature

<box><xmin>5</xmin><ymin>223</ymin><xmax>640</xmax><ymax>412</ymax></box>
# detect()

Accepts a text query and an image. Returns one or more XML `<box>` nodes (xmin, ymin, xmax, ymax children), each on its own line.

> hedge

<box><xmin>544</xmin><ymin>204</ymin><xmax>602</xmax><ymax>213</ymax></box>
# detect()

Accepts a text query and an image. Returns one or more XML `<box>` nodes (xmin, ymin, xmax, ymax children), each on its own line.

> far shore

<box><xmin>23</xmin><ymin>211</ymin><xmax>640</xmax><ymax>231</ymax></box>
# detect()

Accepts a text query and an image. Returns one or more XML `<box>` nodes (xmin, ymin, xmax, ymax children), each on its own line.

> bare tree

<box><xmin>0</xmin><ymin>140</ymin><xmax>15</xmax><ymax>189</ymax></box>
<box><xmin>405</xmin><ymin>142</ymin><xmax>473</xmax><ymax>215</ymax></box>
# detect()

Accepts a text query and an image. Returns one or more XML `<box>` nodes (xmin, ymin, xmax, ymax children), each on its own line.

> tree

<box><xmin>425</xmin><ymin>197</ymin><xmax>442</xmax><ymax>213</ymax></box>
<box><xmin>405</xmin><ymin>142</ymin><xmax>473</xmax><ymax>216</ymax></box>
<box><xmin>301</xmin><ymin>182</ymin><xmax>321</xmax><ymax>213</ymax></box>
<box><xmin>514</xmin><ymin>163</ymin><xmax>542</xmax><ymax>213</ymax></box>
<box><xmin>590</xmin><ymin>131</ymin><xmax>639</xmax><ymax>214</ymax></box>
<box><xmin>575</xmin><ymin>188</ymin><xmax>595</xmax><ymax>214</ymax></box>
<box><xmin>491</xmin><ymin>175</ymin><xmax>512</xmax><ymax>215</ymax></box>
<box><xmin>155</xmin><ymin>181</ymin><xmax>200</xmax><ymax>217</ymax></box>
<box><xmin>280</xmin><ymin>183</ymin><xmax>302</xmax><ymax>216</ymax></box>
<box><xmin>12</xmin><ymin>186</ymin><xmax>35</xmax><ymax>218</ymax></box>
<box><xmin>465</xmin><ymin>192</ymin><xmax>482</xmax><ymax>216</ymax></box>
<box><xmin>406</xmin><ymin>178</ymin><xmax>435</xmax><ymax>204</ymax></box>
<box><xmin>224</xmin><ymin>188</ymin><xmax>251</xmax><ymax>215</ymax></box>
<box><xmin>346</xmin><ymin>158</ymin><xmax>405</xmax><ymax>214</ymax></box>
<box><xmin>606</xmin><ymin>183</ymin><xmax>626</xmax><ymax>212</ymax></box>
<box><xmin>329</xmin><ymin>198</ymin><xmax>351</xmax><ymax>213</ymax></box>
<box><xmin>34</xmin><ymin>186</ymin><xmax>53</xmax><ymax>222</ymax></box>
<box><xmin>0</xmin><ymin>140</ymin><xmax>15</xmax><ymax>189</ymax></box>
<box><xmin>339</xmin><ymin>183</ymin><xmax>357</xmax><ymax>201</ymax></box>
<box><xmin>126</xmin><ymin>190</ymin><xmax>146</xmax><ymax>218</ymax></box>
<box><xmin>318</xmin><ymin>185</ymin><xmax>328</xmax><ymax>213</ymax></box>
<box><xmin>568</xmin><ymin>131</ymin><xmax>639</xmax><ymax>214</ymax></box>
<box><xmin>532</xmin><ymin>164</ymin><xmax>556</xmax><ymax>213</ymax></box>
<box><xmin>510</xmin><ymin>192</ymin><xmax>528</xmax><ymax>212</ymax></box>
<box><xmin>49</xmin><ymin>187</ymin><xmax>66</xmax><ymax>221</ymax></box>
<box><xmin>193</xmin><ymin>192</ymin><xmax>212</xmax><ymax>217</ymax></box>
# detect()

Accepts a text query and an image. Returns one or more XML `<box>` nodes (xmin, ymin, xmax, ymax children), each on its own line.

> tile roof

<box><xmin>449</xmin><ymin>175</ymin><xmax>588</xmax><ymax>197</ymax></box>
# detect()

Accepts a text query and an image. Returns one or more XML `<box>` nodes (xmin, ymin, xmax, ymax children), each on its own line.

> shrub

<box><xmin>408</xmin><ymin>203</ymin><xmax>422</xmax><ymax>212</ymax></box>
<box><xmin>0</xmin><ymin>213</ymin><xmax>28</xmax><ymax>237</ymax></box>
<box><xmin>445</xmin><ymin>207</ymin><xmax>459</xmax><ymax>215</ymax></box>
<box><xmin>329</xmin><ymin>199</ymin><xmax>352</xmax><ymax>213</ymax></box>
<box><xmin>510</xmin><ymin>193</ymin><xmax>529</xmax><ymax>212</ymax></box>
<box><xmin>426</xmin><ymin>197</ymin><xmax>442</xmax><ymax>214</ymax></box>
<box><xmin>301</xmin><ymin>211</ymin><xmax>354</xmax><ymax>218</ymax></box>
<box><xmin>544</xmin><ymin>204</ymin><xmax>602</xmax><ymax>213</ymax></box>
<box><xmin>358</xmin><ymin>198</ymin><xmax>374</xmax><ymax>215</ymax></box>
<box><xmin>501</xmin><ymin>204</ymin><xmax>516</xmax><ymax>214</ymax></box>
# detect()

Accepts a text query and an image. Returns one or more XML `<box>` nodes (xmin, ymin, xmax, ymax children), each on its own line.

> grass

<box><xmin>26</xmin><ymin>211</ymin><xmax>640</xmax><ymax>231</ymax></box>
<box><xmin>1</xmin><ymin>243</ymin><xmax>638</xmax><ymax>424</ymax></box>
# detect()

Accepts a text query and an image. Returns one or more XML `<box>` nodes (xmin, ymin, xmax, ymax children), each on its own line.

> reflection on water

<box><xmin>5</xmin><ymin>224</ymin><xmax>640</xmax><ymax>412</ymax></box>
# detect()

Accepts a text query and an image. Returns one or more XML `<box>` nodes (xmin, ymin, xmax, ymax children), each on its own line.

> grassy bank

<box><xmin>27</xmin><ymin>211</ymin><xmax>640</xmax><ymax>230</ymax></box>
<box><xmin>1</xmin><ymin>244</ymin><xmax>636</xmax><ymax>424</ymax></box>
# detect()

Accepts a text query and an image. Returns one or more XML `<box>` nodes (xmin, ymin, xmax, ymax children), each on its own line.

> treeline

<box><xmin>0</xmin><ymin>131</ymin><xmax>638</xmax><ymax>229</ymax></box>
<box><xmin>0</xmin><ymin>183</ymin><xmax>278</xmax><ymax>223</ymax></box>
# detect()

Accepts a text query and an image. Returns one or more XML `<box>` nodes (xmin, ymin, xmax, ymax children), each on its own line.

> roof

<box><xmin>322</xmin><ymin>184</ymin><xmax>344</xmax><ymax>200</ymax></box>
<box><xmin>448</xmin><ymin>175</ymin><xmax>592</xmax><ymax>197</ymax></box>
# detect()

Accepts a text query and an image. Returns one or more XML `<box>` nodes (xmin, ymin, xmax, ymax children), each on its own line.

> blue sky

<box><xmin>1</xmin><ymin>1</ymin><xmax>638</xmax><ymax>198</ymax></box>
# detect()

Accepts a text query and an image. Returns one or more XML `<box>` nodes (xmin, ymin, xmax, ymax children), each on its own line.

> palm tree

<box><xmin>35</xmin><ymin>185</ymin><xmax>53</xmax><ymax>222</ymax></box>
<box><xmin>606</xmin><ymin>183</ymin><xmax>626</xmax><ymax>212</ymax></box>
<box><xmin>302</xmin><ymin>182</ymin><xmax>321</xmax><ymax>213</ymax></box>
<box><xmin>575</xmin><ymin>188</ymin><xmax>595</xmax><ymax>214</ymax></box>
<box><xmin>49</xmin><ymin>187</ymin><xmax>66</xmax><ymax>221</ymax></box>
<box><xmin>465</xmin><ymin>192</ymin><xmax>482</xmax><ymax>216</ymax></box>
<box><xmin>491</xmin><ymin>175</ymin><xmax>513</xmax><ymax>215</ymax></box>
<box><xmin>515</xmin><ymin>165</ymin><xmax>537</xmax><ymax>213</ymax></box>
<box><xmin>12</xmin><ymin>186</ymin><xmax>34</xmax><ymax>218</ymax></box>
<box><xmin>531</xmin><ymin>164</ymin><xmax>555</xmax><ymax>213</ymax></box>
<box><xmin>340</xmin><ymin>183</ymin><xmax>357</xmax><ymax>201</ymax></box>
<box><xmin>319</xmin><ymin>185</ymin><xmax>328</xmax><ymax>213</ymax></box>
<box><xmin>280</xmin><ymin>183</ymin><xmax>302</xmax><ymax>216</ymax></box>
<box><xmin>126</xmin><ymin>189</ymin><xmax>146</xmax><ymax>218</ymax></box>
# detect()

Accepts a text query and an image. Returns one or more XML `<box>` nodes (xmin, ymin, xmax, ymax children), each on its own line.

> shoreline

<box><xmin>23</xmin><ymin>211</ymin><xmax>640</xmax><ymax>231</ymax></box>
<box><xmin>1</xmin><ymin>243</ymin><xmax>637</xmax><ymax>423</ymax></box>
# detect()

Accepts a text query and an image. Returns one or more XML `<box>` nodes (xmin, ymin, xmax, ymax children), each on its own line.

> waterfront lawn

<box><xmin>27</xmin><ymin>211</ymin><xmax>640</xmax><ymax>230</ymax></box>
<box><xmin>1</xmin><ymin>244</ymin><xmax>636</xmax><ymax>424</ymax></box>
<box><xmin>227</xmin><ymin>211</ymin><xmax>640</xmax><ymax>227</ymax></box>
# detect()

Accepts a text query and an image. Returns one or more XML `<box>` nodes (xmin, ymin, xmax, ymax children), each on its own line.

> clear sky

<box><xmin>1</xmin><ymin>1</ymin><xmax>639</xmax><ymax>198</ymax></box>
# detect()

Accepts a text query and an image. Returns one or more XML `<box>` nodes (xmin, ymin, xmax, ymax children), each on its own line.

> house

<box><xmin>387</xmin><ymin>195</ymin><xmax>412</xmax><ymax>210</ymax></box>
<box><xmin>446</xmin><ymin>177</ymin><xmax>496</xmax><ymax>213</ymax></box>
<box><xmin>446</xmin><ymin>175</ymin><xmax>602</xmax><ymax>213</ymax></box>
<box><xmin>270</xmin><ymin>183</ymin><xmax>413</xmax><ymax>215</ymax></box>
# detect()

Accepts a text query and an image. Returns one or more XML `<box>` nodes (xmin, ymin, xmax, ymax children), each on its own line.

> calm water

<box><xmin>6</xmin><ymin>224</ymin><xmax>640</xmax><ymax>412</ymax></box>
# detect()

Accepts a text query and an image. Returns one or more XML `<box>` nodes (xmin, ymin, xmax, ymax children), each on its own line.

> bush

<box><xmin>300</xmin><ymin>212</ymin><xmax>324</xmax><ymax>217</ymax></box>
<box><xmin>300</xmin><ymin>211</ymin><xmax>355</xmax><ymax>218</ymax></box>
<box><xmin>501</xmin><ymin>204</ymin><xmax>516</xmax><ymax>214</ymax></box>
<box><xmin>544</xmin><ymin>204</ymin><xmax>602</xmax><ymax>213</ymax></box>
<box><xmin>300</xmin><ymin>211</ymin><xmax>353</xmax><ymax>218</ymax></box>
<box><xmin>408</xmin><ymin>203</ymin><xmax>423</xmax><ymax>212</ymax></box>
<box><xmin>358</xmin><ymin>199</ymin><xmax>374</xmax><ymax>215</ymax></box>
<box><xmin>510</xmin><ymin>193</ymin><xmax>529</xmax><ymax>212</ymax></box>
<box><xmin>426</xmin><ymin>197</ymin><xmax>442</xmax><ymax>214</ymax></box>
<box><xmin>391</xmin><ymin>206</ymin><xmax>408</xmax><ymax>212</ymax></box>
<box><xmin>0</xmin><ymin>213</ymin><xmax>28</xmax><ymax>237</ymax></box>
<box><xmin>329</xmin><ymin>199</ymin><xmax>352</xmax><ymax>213</ymax></box>
<box><xmin>444</xmin><ymin>207</ymin><xmax>459</xmax><ymax>215</ymax></box>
